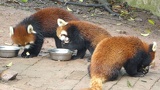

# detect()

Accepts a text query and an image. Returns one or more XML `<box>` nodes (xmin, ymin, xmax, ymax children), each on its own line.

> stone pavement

<box><xmin>0</xmin><ymin>52</ymin><xmax>160</xmax><ymax>90</ymax></box>
<box><xmin>0</xmin><ymin>6</ymin><xmax>160</xmax><ymax>90</ymax></box>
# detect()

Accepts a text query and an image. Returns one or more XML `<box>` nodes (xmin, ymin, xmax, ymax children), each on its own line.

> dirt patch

<box><xmin>1</xmin><ymin>0</ymin><xmax>160</xmax><ymax>34</ymax></box>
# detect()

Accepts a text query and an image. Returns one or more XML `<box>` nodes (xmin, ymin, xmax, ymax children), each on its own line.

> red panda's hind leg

<box><xmin>108</xmin><ymin>69</ymin><xmax>120</xmax><ymax>81</ymax></box>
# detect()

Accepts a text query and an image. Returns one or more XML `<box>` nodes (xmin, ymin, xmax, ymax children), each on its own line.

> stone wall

<box><xmin>122</xmin><ymin>0</ymin><xmax>160</xmax><ymax>17</ymax></box>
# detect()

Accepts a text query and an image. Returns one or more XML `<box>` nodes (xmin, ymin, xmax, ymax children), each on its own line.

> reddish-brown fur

<box><xmin>12</xmin><ymin>25</ymin><xmax>35</xmax><ymax>46</ymax></box>
<box><xmin>57</xmin><ymin>21</ymin><xmax>111</xmax><ymax>48</ymax></box>
<box><xmin>87</xmin><ymin>36</ymin><xmax>156</xmax><ymax>90</ymax></box>
<box><xmin>11</xmin><ymin>7</ymin><xmax>79</xmax><ymax>58</ymax></box>
<box><xmin>31</xmin><ymin>7</ymin><xmax>78</xmax><ymax>32</ymax></box>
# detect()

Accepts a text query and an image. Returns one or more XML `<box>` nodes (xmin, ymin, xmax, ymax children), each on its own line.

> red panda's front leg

<box><xmin>71</xmin><ymin>48</ymin><xmax>87</xmax><ymax>60</ymax></box>
<box><xmin>21</xmin><ymin>37</ymin><xmax>44</xmax><ymax>58</ymax></box>
<box><xmin>54</xmin><ymin>35</ymin><xmax>63</xmax><ymax>48</ymax></box>
<box><xmin>124</xmin><ymin>62</ymin><xmax>145</xmax><ymax>77</ymax></box>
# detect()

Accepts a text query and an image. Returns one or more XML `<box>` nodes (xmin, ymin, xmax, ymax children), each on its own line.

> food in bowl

<box><xmin>0</xmin><ymin>46</ymin><xmax>20</xmax><ymax>58</ymax></box>
<box><xmin>48</xmin><ymin>48</ymin><xmax>73</xmax><ymax>61</ymax></box>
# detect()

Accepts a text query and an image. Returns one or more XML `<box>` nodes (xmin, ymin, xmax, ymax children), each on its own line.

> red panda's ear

<box><xmin>27</xmin><ymin>24</ymin><xmax>36</xmax><ymax>34</ymax></box>
<box><xmin>152</xmin><ymin>42</ymin><xmax>157</xmax><ymax>52</ymax></box>
<box><xmin>57</xmin><ymin>18</ymin><xmax>68</xmax><ymax>27</ymax></box>
<box><xmin>9</xmin><ymin>26</ymin><xmax>14</xmax><ymax>37</ymax></box>
<box><xmin>149</xmin><ymin>42</ymin><xmax>157</xmax><ymax>52</ymax></box>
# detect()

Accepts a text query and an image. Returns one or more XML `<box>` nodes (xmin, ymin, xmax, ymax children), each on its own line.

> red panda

<box><xmin>86</xmin><ymin>36</ymin><xmax>157</xmax><ymax>90</ymax></box>
<box><xmin>56</xmin><ymin>19</ymin><xmax>111</xmax><ymax>60</ymax></box>
<box><xmin>10</xmin><ymin>7</ymin><xmax>79</xmax><ymax>58</ymax></box>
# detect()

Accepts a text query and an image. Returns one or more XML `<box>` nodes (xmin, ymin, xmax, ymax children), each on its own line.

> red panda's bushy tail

<box><xmin>89</xmin><ymin>77</ymin><xmax>103</xmax><ymax>90</ymax></box>
<box><xmin>81</xmin><ymin>77</ymin><xmax>103</xmax><ymax>90</ymax></box>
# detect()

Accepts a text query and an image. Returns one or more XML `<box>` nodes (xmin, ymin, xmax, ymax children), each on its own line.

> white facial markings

<box><xmin>61</xmin><ymin>30</ymin><xmax>67</xmax><ymax>35</ymax></box>
<box><xmin>24</xmin><ymin>41</ymin><xmax>34</xmax><ymax>49</ymax></box>
<box><xmin>60</xmin><ymin>35</ymin><xmax>66</xmax><ymax>41</ymax></box>
<box><xmin>30</xmin><ymin>41</ymin><xmax>34</xmax><ymax>44</ymax></box>
<box><xmin>64</xmin><ymin>37</ymin><xmax>69</xmax><ymax>43</ymax></box>
<box><xmin>59</xmin><ymin>30</ymin><xmax>69</xmax><ymax>43</ymax></box>
<box><xmin>152</xmin><ymin>41</ymin><xmax>157</xmax><ymax>51</ymax></box>
<box><xmin>9</xmin><ymin>26</ymin><xmax>14</xmax><ymax>37</ymax></box>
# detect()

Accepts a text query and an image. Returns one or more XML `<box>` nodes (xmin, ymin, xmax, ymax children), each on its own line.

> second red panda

<box><xmin>56</xmin><ymin>19</ymin><xmax>111</xmax><ymax>60</ymax></box>
<box><xmin>86</xmin><ymin>36</ymin><xmax>157</xmax><ymax>90</ymax></box>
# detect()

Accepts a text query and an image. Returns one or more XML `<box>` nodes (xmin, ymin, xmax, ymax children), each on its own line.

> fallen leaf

<box><xmin>6</xmin><ymin>62</ymin><xmax>12</xmax><ymax>67</ymax></box>
<box><xmin>127</xmin><ymin>80</ymin><xmax>132</xmax><ymax>87</ymax></box>
<box><xmin>21</xmin><ymin>0</ymin><xmax>28</xmax><ymax>3</ymax></box>
<box><xmin>116</xmin><ymin>23</ymin><xmax>122</xmax><ymax>25</ymax></box>
<box><xmin>79</xmin><ymin>0</ymin><xmax>83</xmax><ymax>2</ymax></box>
<box><xmin>91</xmin><ymin>13</ymin><xmax>95</xmax><ymax>16</ymax></box>
<box><xmin>67</xmin><ymin>6</ymin><xmax>72</xmax><ymax>12</ymax></box>
<box><xmin>120</xmin><ymin>10</ymin><xmax>129</xmax><ymax>16</ymax></box>
<box><xmin>140</xmin><ymin>29</ymin><xmax>151</xmax><ymax>36</ymax></box>
<box><xmin>82</xmin><ymin>15</ymin><xmax>87</xmax><ymax>18</ymax></box>
<box><xmin>148</xmin><ymin>19</ymin><xmax>155</xmax><ymax>25</ymax></box>
<box><xmin>140</xmin><ymin>33</ymin><xmax>150</xmax><ymax>36</ymax></box>
<box><xmin>128</xmin><ymin>17</ymin><xmax>135</xmax><ymax>21</ymax></box>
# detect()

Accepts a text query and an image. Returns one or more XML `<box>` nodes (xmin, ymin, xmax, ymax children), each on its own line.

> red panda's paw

<box><xmin>71</xmin><ymin>55</ymin><xmax>86</xmax><ymax>60</ymax></box>
<box><xmin>71</xmin><ymin>55</ymin><xmax>80</xmax><ymax>60</ymax></box>
<box><xmin>21</xmin><ymin>51</ymin><xmax>36</xmax><ymax>58</ymax></box>
<box><xmin>139</xmin><ymin>66</ymin><xmax>149</xmax><ymax>75</ymax></box>
<box><xmin>86</xmin><ymin>57</ymin><xmax>91</xmax><ymax>62</ymax></box>
<box><xmin>132</xmin><ymin>72</ymin><xmax>145</xmax><ymax>77</ymax></box>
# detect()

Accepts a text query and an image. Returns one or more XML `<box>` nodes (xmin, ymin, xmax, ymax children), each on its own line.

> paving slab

<box><xmin>0</xmin><ymin>83</ymin><xmax>22</xmax><ymax>90</ymax></box>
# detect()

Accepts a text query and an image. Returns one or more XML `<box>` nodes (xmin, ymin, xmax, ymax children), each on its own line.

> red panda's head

<box><xmin>10</xmin><ymin>24</ymin><xmax>36</xmax><ymax>48</ymax></box>
<box><xmin>144</xmin><ymin>41</ymin><xmax>157</xmax><ymax>62</ymax></box>
<box><xmin>140</xmin><ymin>41</ymin><xmax>157</xmax><ymax>74</ymax></box>
<box><xmin>56</xmin><ymin>18</ymin><xmax>70</xmax><ymax>43</ymax></box>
